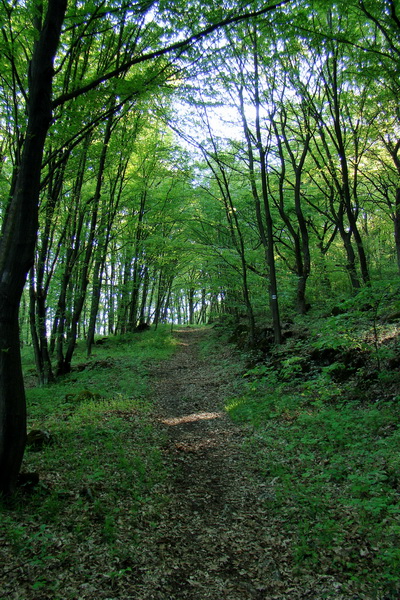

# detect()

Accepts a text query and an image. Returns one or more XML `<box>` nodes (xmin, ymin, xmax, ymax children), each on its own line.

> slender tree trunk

<box><xmin>237</xmin><ymin>46</ymin><xmax>281</xmax><ymax>343</ymax></box>
<box><xmin>29</xmin><ymin>270</ymin><xmax>43</xmax><ymax>383</ymax></box>
<box><xmin>60</xmin><ymin>108</ymin><xmax>114</xmax><ymax>373</ymax></box>
<box><xmin>153</xmin><ymin>270</ymin><xmax>164</xmax><ymax>329</ymax></box>
<box><xmin>146</xmin><ymin>272</ymin><xmax>156</xmax><ymax>324</ymax></box>
<box><xmin>0</xmin><ymin>0</ymin><xmax>67</xmax><ymax>495</ymax></box>
<box><xmin>199</xmin><ymin>108</ymin><xmax>256</xmax><ymax>342</ymax></box>
<box><xmin>50</xmin><ymin>136</ymin><xmax>89</xmax><ymax>357</ymax></box>
<box><xmin>294</xmin><ymin>157</ymin><xmax>311</xmax><ymax>314</ymax></box>
<box><xmin>252</xmin><ymin>40</ymin><xmax>282</xmax><ymax>344</ymax></box>
<box><xmin>29</xmin><ymin>269</ymin><xmax>54</xmax><ymax>385</ymax></box>
<box><xmin>197</xmin><ymin>288</ymin><xmax>208</xmax><ymax>324</ymax></box>
<box><xmin>108</xmin><ymin>256</ymin><xmax>117</xmax><ymax>335</ymax></box>
<box><xmin>86</xmin><ymin>256</ymin><xmax>106</xmax><ymax>357</ymax></box>
<box><xmin>336</xmin><ymin>208</ymin><xmax>361</xmax><ymax>290</ymax></box>
<box><xmin>188</xmin><ymin>288</ymin><xmax>195</xmax><ymax>325</ymax></box>
<box><xmin>384</xmin><ymin>142</ymin><xmax>400</xmax><ymax>272</ymax></box>
<box><xmin>116</xmin><ymin>255</ymin><xmax>132</xmax><ymax>335</ymax></box>
<box><xmin>176</xmin><ymin>296</ymin><xmax>182</xmax><ymax>325</ymax></box>
<box><xmin>30</xmin><ymin>156</ymin><xmax>66</xmax><ymax>383</ymax></box>
<box><xmin>395</xmin><ymin>188</ymin><xmax>400</xmax><ymax>273</ymax></box>
<box><xmin>127</xmin><ymin>190</ymin><xmax>147</xmax><ymax>332</ymax></box>
<box><xmin>161</xmin><ymin>281</ymin><xmax>173</xmax><ymax>323</ymax></box>
<box><xmin>330</xmin><ymin>49</ymin><xmax>370</xmax><ymax>285</ymax></box>
<box><xmin>272</xmin><ymin>112</ymin><xmax>312</xmax><ymax>315</ymax></box>
<box><xmin>86</xmin><ymin>175</ymin><xmax>123</xmax><ymax>354</ymax></box>
<box><xmin>138</xmin><ymin>266</ymin><xmax>150</xmax><ymax>325</ymax></box>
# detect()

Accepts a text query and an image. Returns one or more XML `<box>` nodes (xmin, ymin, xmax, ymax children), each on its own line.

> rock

<box><xmin>26</xmin><ymin>429</ymin><xmax>53</xmax><ymax>451</ymax></box>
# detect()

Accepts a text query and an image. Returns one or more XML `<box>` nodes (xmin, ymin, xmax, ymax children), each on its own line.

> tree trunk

<box><xmin>395</xmin><ymin>188</ymin><xmax>400</xmax><ymax>273</ymax></box>
<box><xmin>86</xmin><ymin>256</ymin><xmax>106</xmax><ymax>357</ymax></box>
<box><xmin>50</xmin><ymin>136</ymin><xmax>89</xmax><ymax>358</ymax></box>
<box><xmin>188</xmin><ymin>288</ymin><xmax>195</xmax><ymax>325</ymax></box>
<box><xmin>127</xmin><ymin>190</ymin><xmax>147</xmax><ymax>332</ymax></box>
<box><xmin>29</xmin><ymin>269</ymin><xmax>54</xmax><ymax>385</ymax></box>
<box><xmin>60</xmin><ymin>109</ymin><xmax>114</xmax><ymax>373</ymax></box>
<box><xmin>336</xmin><ymin>215</ymin><xmax>361</xmax><ymax>290</ymax></box>
<box><xmin>238</xmin><ymin>41</ymin><xmax>281</xmax><ymax>344</ymax></box>
<box><xmin>138</xmin><ymin>266</ymin><xmax>150</xmax><ymax>325</ymax></box>
<box><xmin>0</xmin><ymin>0</ymin><xmax>67</xmax><ymax>496</ymax></box>
<box><xmin>86</xmin><ymin>177</ymin><xmax>122</xmax><ymax>355</ymax></box>
<box><xmin>252</xmin><ymin>43</ymin><xmax>282</xmax><ymax>344</ymax></box>
<box><xmin>108</xmin><ymin>255</ymin><xmax>117</xmax><ymax>335</ymax></box>
<box><xmin>29</xmin><ymin>157</ymin><xmax>66</xmax><ymax>384</ymax></box>
<box><xmin>330</xmin><ymin>48</ymin><xmax>370</xmax><ymax>285</ymax></box>
<box><xmin>116</xmin><ymin>254</ymin><xmax>132</xmax><ymax>335</ymax></box>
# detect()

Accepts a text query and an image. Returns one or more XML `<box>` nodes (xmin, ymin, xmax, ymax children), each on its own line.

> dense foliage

<box><xmin>0</xmin><ymin>0</ymin><xmax>398</xmax><ymax>371</ymax></box>
<box><xmin>0</xmin><ymin>2</ymin><xmax>399</xmax><ymax>581</ymax></box>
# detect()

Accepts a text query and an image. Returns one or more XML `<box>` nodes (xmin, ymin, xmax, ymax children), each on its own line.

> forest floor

<box><xmin>1</xmin><ymin>325</ymin><xmax>398</xmax><ymax>599</ymax></box>
<box><xmin>126</xmin><ymin>326</ymin><xmax>300</xmax><ymax>600</ymax></box>
<box><xmin>107</xmin><ymin>328</ymin><xmax>363</xmax><ymax>600</ymax></box>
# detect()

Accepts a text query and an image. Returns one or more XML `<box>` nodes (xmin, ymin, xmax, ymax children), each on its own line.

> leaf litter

<box><xmin>0</xmin><ymin>328</ymin><xmax>386</xmax><ymax>599</ymax></box>
<box><xmin>117</xmin><ymin>328</ymin><xmax>363</xmax><ymax>600</ymax></box>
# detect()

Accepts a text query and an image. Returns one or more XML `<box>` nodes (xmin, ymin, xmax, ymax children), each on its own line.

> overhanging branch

<box><xmin>52</xmin><ymin>0</ymin><xmax>291</xmax><ymax>108</ymax></box>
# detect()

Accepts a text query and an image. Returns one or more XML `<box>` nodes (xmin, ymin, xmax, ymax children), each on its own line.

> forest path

<box><xmin>129</xmin><ymin>327</ymin><xmax>291</xmax><ymax>600</ymax></box>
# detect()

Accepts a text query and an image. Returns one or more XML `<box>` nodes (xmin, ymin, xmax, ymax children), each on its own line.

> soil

<box><xmin>125</xmin><ymin>328</ymin><xmax>347</xmax><ymax>600</ymax></box>
<box><xmin>1</xmin><ymin>327</ymin><xmax>364</xmax><ymax>599</ymax></box>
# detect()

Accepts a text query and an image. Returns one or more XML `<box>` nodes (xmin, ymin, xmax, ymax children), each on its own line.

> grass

<box><xmin>3</xmin><ymin>314</ymin><xmax>400</xmax><ymax>598</ymax></box>
<box><xmin>225</xmin><ymin>313</ymin><xmax>400</xmax><ymax>599</ymax></box>
<box><xmin>0</xmin><ymin>326</ymin><xmax>177</xmax><ymax>600</ymax></box>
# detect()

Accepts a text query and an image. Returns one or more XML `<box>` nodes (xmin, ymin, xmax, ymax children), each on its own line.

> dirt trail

<box><xmin>128</xmin><ymin>327</ymin><xmax>291</xmax><ymax>600</ymax></box>
<box><xmin>0</xmin><ymin>328</ymin><xmax>376</xmax><ymax>599</ymax></box>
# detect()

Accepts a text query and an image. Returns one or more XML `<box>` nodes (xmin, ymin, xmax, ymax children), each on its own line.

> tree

<box><xmin>0</xmin><ymin>0</ymin><xmax>68</xmax><ymax>495</ymax></box>
<box><xmin>0</xmin><ymin>0</ymin><xmax>291</xmax><ymax>494</ymax></box>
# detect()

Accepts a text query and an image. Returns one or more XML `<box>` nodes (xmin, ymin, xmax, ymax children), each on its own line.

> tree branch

<box><xmin>53</xmin><ymin>0</ymin><xmax>291</xmax><ymax>108</ymax></box>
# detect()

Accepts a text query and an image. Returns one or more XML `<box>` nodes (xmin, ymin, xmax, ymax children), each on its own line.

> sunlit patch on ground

<box><xmin>160</xmin><ymin>411</ymin><xmax>223</xmax><ymax>426</ymax></box>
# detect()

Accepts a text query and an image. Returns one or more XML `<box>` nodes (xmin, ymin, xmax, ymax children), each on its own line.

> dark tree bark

<box><xmin>154</xmin><ymin>269</ymin><xmax>174</xmax><ymax>328</ymax></box>
<box><xmin>309</xmin><ymin>116</ymin><xmax>362</xmax><ymax>290</ymax></box>
<box><xmin>395</xmin><ymin>188</ymin><xmax>400</xmax><ymax>273</ymax></box>
<box><xmin>50</xmin><ymin>143</ymin><xmax>89</xmax><ymax>360</ymax></box>
<box><xmin>238</xmin><ymin>84</ymin><xmax>282</xmax><ymax>343</ymax></box>
<box><xmin>383</xmin><ymin>139</ymin><xmax>400</xmax><ymax>272</ymax></box>
<box><xmin>116</xmin><ymin>253</ymin><xmax>133</xmax><ymax>335</ymax></box>
<box><xmin>322</xmin><ymin>42</ymin><xmax>370</xmax><ymax>285</ymax></box>
<box><xmin>188</xmin><ymin>288</ymin><xmax>195</xmax><ymax>325</ymax></box>
<box><xmin>0</xmin><ymin>0</ymin><xmax>67</xmax><ymax>496</ymax></box>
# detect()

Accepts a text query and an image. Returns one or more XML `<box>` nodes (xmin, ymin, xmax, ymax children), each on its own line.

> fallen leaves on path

<box><xmin>1</xmin><ymin>328</ymin><xmax>375</xmax><ymax>599</ymax></box>
<box><xmin>124</xmin><ymin>328</ymin><xmax>356</xmax><ymax>600</ymax></box>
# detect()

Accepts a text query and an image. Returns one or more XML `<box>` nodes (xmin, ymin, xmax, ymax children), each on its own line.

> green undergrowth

<box><xmin>225</xmin><ymin>311</ymin><xmax>400</xmax><ymax>599</ymax></box>
<box><xmin>0</xmin><ymin>327</ymin><xmax>176</xmax><ymax>599</ymax></box>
